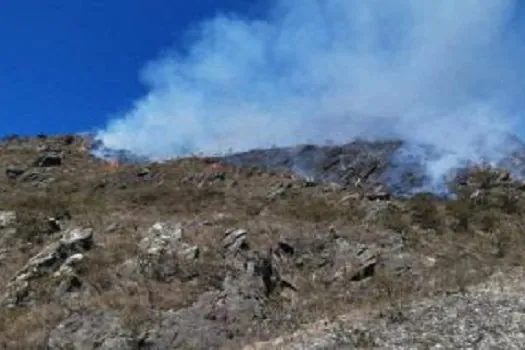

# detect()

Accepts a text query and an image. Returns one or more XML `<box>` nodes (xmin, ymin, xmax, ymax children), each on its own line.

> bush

<box><xmin>445</xmin><ymin>197</ymin><xmax>472</xmax><ymax>233</ymax></box>
<box><xmin>409</xmin><ymin>193</ymin><xmax>442</xmax><ymax>230</ymax></box>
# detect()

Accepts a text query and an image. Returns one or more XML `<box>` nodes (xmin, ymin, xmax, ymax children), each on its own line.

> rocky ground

<box><xmin>0</xmin><ymin>134</ymin><xmax>524</xmax><ymax>349</ymax></box>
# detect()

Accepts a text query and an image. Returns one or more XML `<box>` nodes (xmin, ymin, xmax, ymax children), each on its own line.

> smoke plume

<box><xmin>96</xmin><ymin>0</ymin><xmax>525</xmax><ymax>185</ymax></box>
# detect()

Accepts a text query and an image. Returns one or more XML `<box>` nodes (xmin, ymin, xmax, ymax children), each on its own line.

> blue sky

<box><xmin>0</xmin><ymin>1</ymin><xmax>264</xmax><ymax>137</ymax></box>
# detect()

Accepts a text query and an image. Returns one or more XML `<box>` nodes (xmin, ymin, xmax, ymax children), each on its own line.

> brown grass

<box><xmin>0</xmin><ymin>136</ymin><xmax>524</xmax><ymax>346</ymax></box>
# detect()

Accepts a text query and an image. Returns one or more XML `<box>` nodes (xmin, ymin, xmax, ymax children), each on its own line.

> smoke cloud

<box><xmin>96</xmin><ymin>0</ymin><xmax>525</xmax><ymax>184</ymax></box>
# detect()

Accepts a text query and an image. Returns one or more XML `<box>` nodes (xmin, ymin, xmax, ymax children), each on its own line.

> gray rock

<box><xmin>5</xmin><ymin>167</ymin><xmax>25</xmax><ymax>180</ymax></box>
<box><xmin>60</xmin><ymin>227</ymin><xmax>94</xmax><ymax>251</ymax></box>
<box><xmin>137</xmin><ymin>222</ymin><xmax>200</xmax><ymax>281</ymax></box>
<box><xmin>138</xmin><ymin>222</ymin><xmax>183</xmax><ymax>254</ymax></box>
<box><xmin>267</xmin><ymin>183</ymin><xmax>293</xmax><ymax>200</ymax></box>
<box><xmin>143</xmin><ymin>273</ymin><xmax>266</xmax><ymax>350</ymax></box>
<box><xmin>0</xmin><ymin>211</ymin><xmax>16</xmax><ymax>228</ymax></box>
<box><xmin>366</xmin><ymin>185</ymin><xmax>392</xmax><ymax>201</ymax></box>
<box><xmin>3</xmin><ymin>228</ymin><xmax>94</xmax><ymax>307</ymax></box>
<box><xmin>223</xmin><ymin>228</ymin><xmax>249</xmax><ymax>253</ymax></box>
<box><xmin>48</xmin><ymin>310</ymin><xmax>139</xmax><ymax>350</ymax></box>
<box><xmin>0</xmin><ymin>211</ymin><xmax>17</xmax><ymax>246</ymax></box>
<box><xmin>33</xmin><ymin>152</ymin><xmax>63</xmax><ymax>167</ymax></box>
<box><xmin>18</xmin><ymin>170</ymin><xmax>55</xmax><ymax>187</ymax></box>
<box><xmin>54</xmin><ymin>253</ymin><xmax>85</xmax><ymax>277</ymax></box>
<box><xmin>332</xmin><ymin>240</ymin><xmax>378</xmax><ymax>282</ymax></box>
<box><xmin>12</xmin><ymin>228</ymin><xmax>93</xmax><ymax>283</ymax></box>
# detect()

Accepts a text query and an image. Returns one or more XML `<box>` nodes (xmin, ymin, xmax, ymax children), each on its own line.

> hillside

<box><xmin>0</xmin><ymin>134</ymin><xmax>524</xmax><ymax>349</ymax></box>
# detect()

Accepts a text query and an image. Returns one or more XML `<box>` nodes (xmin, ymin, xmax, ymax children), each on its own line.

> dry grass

<box><xmin>0</xmin><ymin>136</ymin><xmax>524</xmax><ymax>346</ymax></box>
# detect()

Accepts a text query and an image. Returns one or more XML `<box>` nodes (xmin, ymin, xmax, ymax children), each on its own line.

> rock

<box><xmin>267</xmin><ymin>183</ymin><xmax>292</xmax><ymax>200</ymax></box>
<box><xmin>105</xmin><ymin>222</ymin><xmax>121</xmax><ymax>233</ymax></box>
<box><xmin>143</xmin><ymin>273</ymin><xmax>267</xmax><ymax>349</ymax></box>
<box><xmin>36</xmin><ymin>144</ymin><xmax>50</xmax><ymax>152</ymax></box>
<box><xmin>59</xmin><ymin>227</ymin><xmax>94</xmax><ymax>251</ymax></box>
<box><xmin>2</xmin><ymin>227</ymin><xmax>94</xmax><ymax>307</ymax></box>
<box><xmin>194</xmin><ymin>171</ymin><xmax>226</xmax><ymax>188</ymax></box>
<box><xmin>53</xmin><ymin>273</ymin><xmax>84</xmax><ymax>297</ymax></box>
<box><xmin>48</xmin><ymin>310</ymin><xmax>139</xmax><ymax>350</ymax></box>
<box><xmin>222</xmin><ymin>229</ymin><xmax>260</xmax><ymax>276</ymax></box>
<box><xmin>53</xmin><ymin>253</ymin><xmax>85</xmax><ymax>277</ymax></box>
<box><xmin>333</xmin><ymin>240</ymin><xmax>378</xmax><ymax>282</ymax></box>
<box><xmin>350</xmin><ymin>258</ymin><xmax>377</xmax><ymax>281</ymax></box>
<box><xmin>139</xmin><ymin>222</ymin><xmax>183</xmax><ymax>252</ymax></box>
<box><xmin>33</xmin><ymin>152</ymin><xmax>63</xmax><ymax>167</ymax></box>
<box><xmin>18</xmin><ymin>170</ymin><xmax>54</xmax><ymax>187</ymax></box>
<box><xmin>470</xmin><ymin>189</ymin><xmax>483</xmax><ymax>200</ymax></box>
<box><xmin>137</xmin><ymin>222</ymin><xmax>200</xmax><ymax>281</ymax></box>
<box><xmin>0</xmin><ymin>211</ymin><xmax>16</xmax><ymax>228</ymax></box>
<box><xmin>2</xmin><ymin>280</ymin><xmax>29</xmax><ymax>309</ymax></box>
<box><xmin>47</xmin><ymin>217</ymin><xmax>63</xmax><ymax>233</ymax></box>
<box><xmin>258</xmin><ymin>250</ymin><xmax>277</xmax><ymax>296</ymax></box>
<box><xmin>115</xmin><ymin>259</ymin><xmax>140</xmax><ymax>279</ymax></box>
<box><xmin>366</xmin><ymin>185</ymin><xmax>392</xmax><ymax>201</ymax></box>
<box><xmin>277</xmin><ymin>240</ymin><xmax>295</xmax><ymax>256</ymax></box>
<box><xmin>13</xmin><ymin>245</ymin><xmax>64</xmax><ymax>282</ymax></box>
<box><xmin>136</xmin><ymin>167</ymin><xmax>150</xmax><ymax>177</ymax></box>
<box><xmin>497</xmin><ymin>170</ymin><xmax>511</xmax><ymax>182</ymax></box>
<box><xmin>422</xmin><ymin>256</ymin><xmax>437</xmax><ymax>268</ymax></box>
<box><xmin>0</xmin><ymin>248</ymin><xmax>8</xmax><ymax>261</ymax></box>
<box><xmin>223</xmin><ymin>228</ymin><xmax>249</xmax><ymax>253</ymax></box>
<box><xmin>366</xmin><ymin>191</ymin><xmax>391</xmax><ymax>201</ymax></box>
<box><xmin>5</xmin><ymin>167</ymin><xmax>25</xmax><ymax>180</ymax></box>
<box><xmin>301</xmin><ymin>178</ymin><xmax>318</xmax><ymax>187</ymax></box>
<box><xmin>180</xmin><ymin>245</ymin><xmax>200</xmax><ymax>260</ymax></box>
<box><xmin>340</xmin><ymin>192</ymin><xmax>363</xmax><ymax>203</ymax></box>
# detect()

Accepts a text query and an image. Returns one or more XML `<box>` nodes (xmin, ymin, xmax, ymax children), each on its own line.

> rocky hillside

<box><xmin>219</xmin><ymin>137</ymin><xmax>525</xmax><ymax>194</ymax></box>
<box><xmin>0</xmin><ymin>134</ymin><xmax>524</xmax><ymax>349</ymax></box>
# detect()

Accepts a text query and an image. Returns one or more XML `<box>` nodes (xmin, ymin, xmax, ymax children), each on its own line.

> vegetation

<box><xmin>0</xmin><ymin>135</ymin><xmax>524</xmax><ymax>347</ymax></box>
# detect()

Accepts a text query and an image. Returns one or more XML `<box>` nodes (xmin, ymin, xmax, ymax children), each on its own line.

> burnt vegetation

<box><xmin>0</xmin><ymin>135</ymin><xmax>524</xmax><ymax>348</ymax></box>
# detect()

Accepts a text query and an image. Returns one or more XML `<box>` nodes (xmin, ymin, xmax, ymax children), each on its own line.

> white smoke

<box><xmin>97</xmin><ymin>0</ymin><xmax>525</xmax><ymax>182</ymax></box>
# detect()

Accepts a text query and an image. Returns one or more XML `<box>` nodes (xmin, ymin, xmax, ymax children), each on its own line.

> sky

<box><xmin>0</xmin><ymin>1</ymin><xmax>264</xmax><ymax>136</ymax></box>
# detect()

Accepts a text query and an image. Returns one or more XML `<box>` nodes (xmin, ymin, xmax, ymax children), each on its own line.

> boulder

<box><xmin>223</xmin><ymin>228</ymin><xmax>249</xmax><ymax>254</ymax></box>
<box><xmin>33</xmin><ymin>152</ymin><xmax>63</xmax><ymax>167</ymax></box>
<box><xmin>5</xmin><ymin>167</ymin><xmax>25</xmax><ymax>180</ymax></box>
<box><xmin>142</xmin><ymin>273</ymin><xmax>267</xmax><ymax>349</ymax></box>
<box><xmin>3</xmin><ymin>227</ymin><xmax>94</xmax><ymax>307</ymax></box>
<box><xmin>0</xmin><ymin>211</ymin><xmax>16</xmax><ymax>228</ymax></box>
<box><xmin>137</xmin><ymin>222</ymin><xmax>200</xmax><ymax>281</ymax></box>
